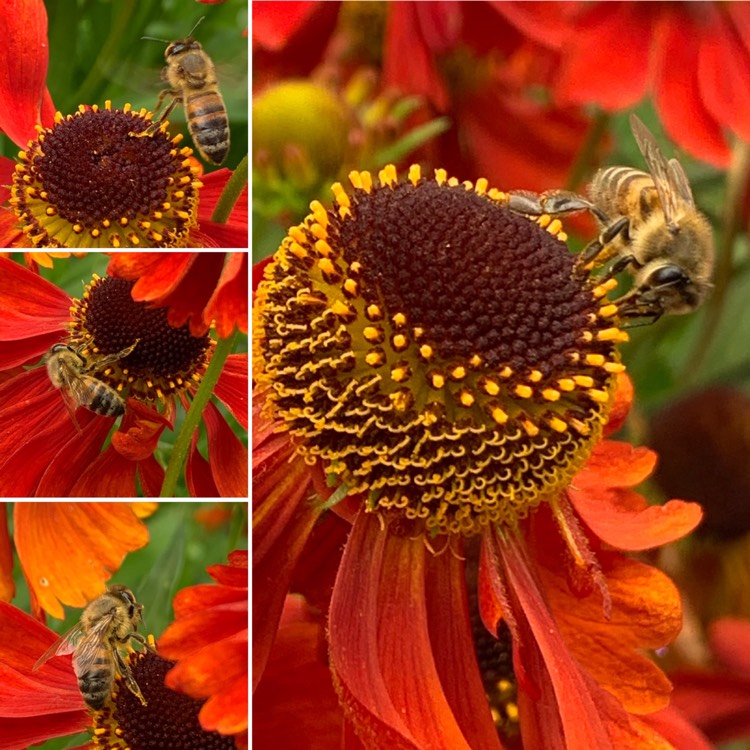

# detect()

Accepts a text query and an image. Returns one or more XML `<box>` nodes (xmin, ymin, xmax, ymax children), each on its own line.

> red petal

<box><xmin>652</xmin><ymin>10</ymin><xmax>730</xmax><ymax>166</ymax></box>
<box><xmin>329</xmin><ymin>512</ymin><xmax>477</xmax><ymax>749</ymax></box>
<box><xmin>644</xmin><ymin>706</ymin><xmax>714</xmax><ymax>750</ymax></box>
<box><xmin>0</xmin><ymin>0</ymin><xmax>53</xmax><ymax>148</ymax></box>
<box><xmin>496</xmin><ymin>531</ymin><xmax>633</xmax><ymax>748</ymax></box>
<box><xmin>670</xmin><ymin>670</ymin><xmax>750</xmax><ymax>743</ymax></box>
<box><xmin>203</xmin><ymin>252</ymin><xmax>248</xmax><ymax>338</ymax></box>
<box><xmin>187</xmin><ymin>436</ymin><xmax>220</xmax><ymax>497</ymax></box>
<box><xmin>698</xmin><ymin>8</ymin><xmax>750</xmax><ymax>143</ymax></box>
<box><xmin>252</xmin><ymin>434</ymin><xmax>319</xmax><ymax>689</ymax></box>
<box><xmin>553</xmin><ymin>3</ymin><xmax>651</xmax><ymax>109</ymax></box>
<box><xmin>424</xmin><ymin>545</ymin><xmax>504</xmax><ymax>750</ymax></box>
<box><xmin>70</xmin><ymin>445</ymin><xmax>138</xmax><ymax>497</ymax></box>
<box><xmin>214</xmin><ymin>353</ymin><xmax>249</xmax><ymax>431</ymax></box>
<box><xmin>253</xmin><ymin>596</ymin><xmax>343</xmax><ymax>749</ymax></box>
<box><xmin>709</xmin><ymin>617</ymin><xmax>750</xmax><ymax>674</ymax></box>
<box><xmin>0</xmin><ymin>257</ymin><xmax>70</xmax><ymax>339</ymax></box>
<box><xmin>383</xmin><ymin>3</ymin><xmax>451</xmax><ymax>111</ymax></box>
<box><xmin>0</xmin><ymin>504</ymin><xmax>14</xmax><ymax>601</ymax></box>
<box><xmin>204</xmin><ymin>400</ymin><xmax>248</xmax><ymax>497</ymax></box>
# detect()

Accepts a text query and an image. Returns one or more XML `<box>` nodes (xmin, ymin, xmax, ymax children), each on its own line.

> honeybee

<box><xmin>45</xmin><ymin>340</ymin><xmax>138</xmax><ymax>426</ymax></box>
<box><xmin>142</xmin><ymin>17</ymin><xmax>230</xmax><ymax>165</ymax></box>
<box><xmin>33</xmin><ymin>585</ymin><xmax>154</xmax><ymax>710</ymax></box>
<box><xmin>507</xmin><ymin>114</ymin><xmax>715</xmax><ymax>322</ymax></box>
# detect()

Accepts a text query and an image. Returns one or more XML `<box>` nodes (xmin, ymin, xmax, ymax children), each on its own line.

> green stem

<box><xmin>211</xmin><ymin>154</ymin><xmax>248</xmax><ymax>224</ymax></box>
<box><xmin>565</xmin><ymin>110</ymin><xmax>610</xmax><ymax>191</ymax></box>
<box><xmin>683</xmin><ymin>138</ymin><xmax>750</xmax><ymax>380</ymax></box>
<box><xmin>161</xmin><ymin>329</ymin><xmax>238</xmax><ymax>497</ymax></box>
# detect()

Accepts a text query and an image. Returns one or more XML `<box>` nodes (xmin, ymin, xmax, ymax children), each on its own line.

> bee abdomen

<box><xmin>185</xmin><ymin>90</ymin><xmax>229</xmax><ymax>165</ymax></box>
<box><xmin>79</xmin><ymin>663</ymin><xmax>113</xmax><ymax>709</ymax></box>
<box><xmin>86</xmin><ymin>381</ymin><xmax>125</xmax><ymax>417</ymax></box>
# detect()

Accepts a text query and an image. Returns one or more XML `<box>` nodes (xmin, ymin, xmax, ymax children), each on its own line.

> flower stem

<box><xmin>161</xmin><ymin>329</ymin><xmax>239</xmax><ymax>497</ymax></box>
<box><xmin>211</xmin><ymin>154</ymin><xmax>248</xmax><ymax>224</ymax></box>
<box><xmin>683</xmin><ymin>138</ymin><xmax>750</xmax><ymax>380</ymax></box>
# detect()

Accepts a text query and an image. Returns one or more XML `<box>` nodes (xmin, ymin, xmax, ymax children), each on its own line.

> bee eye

<box><xmin>650</xmin><ymin>265</ymin><xmax>688</xmax><ymax>288</ymax></box>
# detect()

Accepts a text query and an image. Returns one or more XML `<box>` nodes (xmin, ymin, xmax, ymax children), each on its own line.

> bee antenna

<box><xmin>141</xmin><ymin>35</ymin><xmax>169</xmax><ymax>44</ymax></box>
<box><xmin>187</xmin><ymin>15</ymin><xmax>206</xmax><ymax>38</ymax></box>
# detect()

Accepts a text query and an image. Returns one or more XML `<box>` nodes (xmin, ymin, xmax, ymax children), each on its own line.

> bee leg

<box><xmin>134</xmin><ymin>92</ymin><xmax>180</xmax><ymax>137</ymax></box>
<box><xmin>507</xmin><ymin>189</ymin><xmax>603</xmax><ymax>220</ymax></box>
<box><xmin>114</xmin><ymin>648</ymin><xmax>147</xmax><ymax>707</ymax></box>
<box><xmin>610</xmin><ymin>287</ymin><xmax>664</xmax><ymax>326</ymax></box>
<box><xmin>130</xmin><ymin>631</ymin><xmax>158</xmax><ymax>653</ymax></box>
<box><xmin>577</xmin><ymin>216</ymin><xmax>631</xmax><ymax>268</ymax></box>
<box><xmin>80</xmin><ymin>339</ymin><xmax>140</xmax><ymax>373</ymax></box>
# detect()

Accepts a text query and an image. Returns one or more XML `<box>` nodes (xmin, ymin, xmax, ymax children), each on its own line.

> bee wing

<box><xmin>667</xmin><ymin>158</ymin><xmax>696</xmax><ymax>208</ymax></box>
<box><xmin>69</xmin><ymin>610</ymin><xmax>119</xmax><ymax>679</ymax></box>
<box><xmin>629</xmin><ymin>114</ymin><xmax>694</xmax><ymax>228</ymax></box>
<box><xmin>32</xmin><ymin>621</ymin><xmax>86</xmax><ymax>671</ymax></box>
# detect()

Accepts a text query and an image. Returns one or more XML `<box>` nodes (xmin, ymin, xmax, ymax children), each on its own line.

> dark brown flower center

<box><xmin>10</xmin><ymin>102</ymin><xmax>201</xmax><ymax>248</ymax></box>
<box><xmin>68</xmin><ymin>276</ymin><xmax>212</xmax><ymax>402</ymax></box>
<box><xmin>91</xmin><ymin>650</ymin><xmax>235</xmax><ymax>750</ymax></box>
<box><xmin>254</xmin><ymin>165</ymin><xmax>628</xmax><ymax>535</ymax></box>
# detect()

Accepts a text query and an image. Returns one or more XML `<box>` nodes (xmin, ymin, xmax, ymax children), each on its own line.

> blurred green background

<box><xmin>12</xmin><ymin>252</ymin><xmax>249</xmax><ymax>498</ymax></box>
<box><xmin>0</xmin><ymin>0</ymin><xmax>248</xmax><ymax>173</ymax></box>
<box><xmin>7</xmin><ymin>500</ymin><xmax>248</xmax><ymax>750</ymax></box>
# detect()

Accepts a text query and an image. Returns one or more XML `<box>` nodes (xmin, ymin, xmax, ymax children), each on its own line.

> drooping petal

<box><xmin>252</xmin><ymin>418</ymin><xmax>320</xmax><ymax>689</ymax></box>
<box><xmin>14</xmin><ymin>503</ymin><xmax>149</xmax><ymax>619</ymax></box>
<box><xmin>253</xmin><ymin>595</ymin><xmax>343</xmax><ymax>749</ymax></box>
<box><xmin>698</xmin><ymin>6</ymin><xmax>750</xmax><ymax>144</ymax></box>
<box><xmin>424</xmin><ymin>543</ymin><xmax>504</xmax><ymax>750</ymax></box>
<box><xmin>329</xmin><ymin>512</ymin><xmax>479</xmax><ymax>750</ymax></box>
<box><xmin>498</xmin><ymin>536</ymin><xmax>628</xmax><ymax>750</ymax></box>
<box><xmin>0</xmin><ymin>505</ymin><xmax>13</xmax><ymax>601</ymax></box>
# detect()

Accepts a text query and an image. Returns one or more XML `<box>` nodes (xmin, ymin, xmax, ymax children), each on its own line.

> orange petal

<box><xmin>569</xmin><ymin>486</ymin><xmax>703</xmax><ymax>551</ymax></box>
<box><xmin>574</xmin><ymin>440</ymin><xmax>656</xmax><ymax>490</ymax></box>
<box><xmin>14</xmin><ymin>503</ymin><xmax>149</xmax><ymax>619</ymax></box>
<box><xmin>545</xmin><ymin>553</ymin><xmax>681</xmax><ymax>713</ymax></box>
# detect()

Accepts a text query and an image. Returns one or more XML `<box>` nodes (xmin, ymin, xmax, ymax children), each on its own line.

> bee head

<box><xmin>165</xmin><ymin>38</ymin><xmax>203</xmax><ymax>59</ymax></box>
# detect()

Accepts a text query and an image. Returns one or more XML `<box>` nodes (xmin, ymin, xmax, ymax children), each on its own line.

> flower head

<box><xmin>253</xmin><ymin>165</ymin><xmax>702</xmax><ymax>747</ymax></box>
<box><xmin>255</xmin><ymin>164</ymin><xmax>627</xmax><ymax>536</ymax></box>
<box><xmin>0</xmin><ymin>255</ymin><xmax>248</xmax><ymax>497</ymax></box>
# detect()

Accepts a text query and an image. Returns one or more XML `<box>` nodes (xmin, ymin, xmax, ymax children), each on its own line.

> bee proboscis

<box><xmin>32</xmin><ymin>585</ymin><xmax>155</xmax><ymax>710</ymax></box>
<box><xmin>45</xmin><ymin>339</ymin><xmax>138</xmax><ymax>429</ymax></box>
<box><xmin>140</xmin><ymin>17</ymin><xmax>230</xmax><ymax>165</ymax></box>
<box><xmin>507</xmin><ymin>114</ymin><xmax>715</xmax><ymax>323</ymax></box>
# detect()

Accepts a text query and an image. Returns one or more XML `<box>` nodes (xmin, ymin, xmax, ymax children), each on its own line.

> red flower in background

<box><xmin>253</xmin><ymin>1</ymin><xmax>601</xmax><ymax>194</ymax></box>
<box><xmin>670</xmin><ymin>617</ymin><xmax>750</xmax><ymax>744</ymax></box>
<box><xmin>498</xmin><ymin>1</ymin><xmax>750</xmax><ymax>167</ymax></box>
